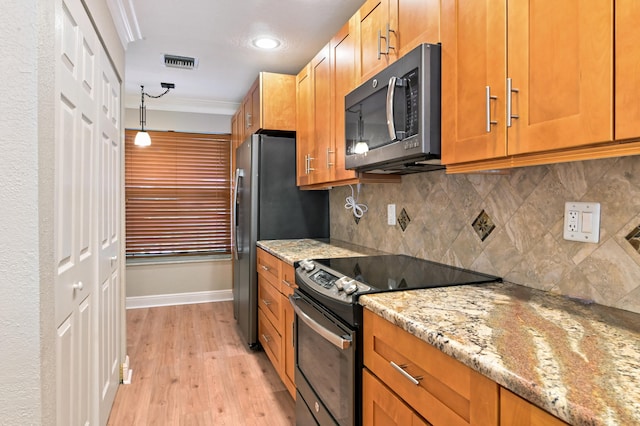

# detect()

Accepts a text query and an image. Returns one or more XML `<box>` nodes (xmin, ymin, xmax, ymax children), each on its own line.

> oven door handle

<box><xmin>289</xmin><ymin>295</ymin><xmax>351</xmax><ymax>350</ymax></box>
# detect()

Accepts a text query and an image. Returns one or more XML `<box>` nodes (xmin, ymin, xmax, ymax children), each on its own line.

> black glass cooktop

<box><xmin>315</xmin><ymin>255</ymin><xmax>501</xmax><ymax>292</ymax></box>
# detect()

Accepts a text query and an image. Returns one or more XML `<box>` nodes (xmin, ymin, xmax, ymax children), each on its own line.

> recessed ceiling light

<box><xmin>253</xmin><ymin>37</ymin><xmax>280</xmax><ymax>49</ymax></box>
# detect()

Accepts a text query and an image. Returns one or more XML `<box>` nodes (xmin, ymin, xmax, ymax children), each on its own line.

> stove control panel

<box><xmin>296</xmin><ymin>259</ymin><xmax>371</xmax><ymax>302</ymax></box>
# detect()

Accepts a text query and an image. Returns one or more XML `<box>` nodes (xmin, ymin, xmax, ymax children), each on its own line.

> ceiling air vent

<box><xmin>163</xmin><ymin>54</ymin><xmax>198</xmax><ymax>70</ymax></box>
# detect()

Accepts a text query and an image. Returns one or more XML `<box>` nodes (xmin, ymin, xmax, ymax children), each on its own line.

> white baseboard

<box><xmin>125</xmin><ymin>289</ymin><xmax>233</xmax><ymax>309</ymax></box>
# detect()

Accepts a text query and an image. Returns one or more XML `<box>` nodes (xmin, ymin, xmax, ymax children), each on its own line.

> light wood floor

<box><xmin>107</xmin><ymin>301</ymin><xmax>295</xmax><ymax>426</ymax></box>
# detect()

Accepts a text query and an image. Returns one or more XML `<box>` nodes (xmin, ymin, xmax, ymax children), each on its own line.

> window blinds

<box><xmin>125</xmin><ymin>130</ymin><xmax>231</xmax><ymax>257</ymax></box>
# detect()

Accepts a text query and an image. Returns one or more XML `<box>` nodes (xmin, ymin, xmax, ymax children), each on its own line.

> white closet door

<box><xmin>55</xmin><ymin>0</ymin><xmax>122</xmax><ymax>424</ymax></box>
<box><xmin>97</xmin><ymin>48</ymin><xmax>121</xmax><ymax>426</ymax></box>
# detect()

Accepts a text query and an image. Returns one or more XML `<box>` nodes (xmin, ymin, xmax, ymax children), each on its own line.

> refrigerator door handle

<box><xmin>233</xmin><ymin>168</ymin><xmax>244</xmax><ymax>260</ymax></box>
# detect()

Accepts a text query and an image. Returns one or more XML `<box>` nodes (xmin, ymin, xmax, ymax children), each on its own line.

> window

<box><xmin>125</xmin><ymin>130</ymin><xmax>231</xmax><ymax>258</ymax></box>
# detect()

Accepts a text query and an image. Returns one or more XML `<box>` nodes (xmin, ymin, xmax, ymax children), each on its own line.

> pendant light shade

<box><xmin>134</xmin><ymin>130</ymin><xmax>151</xmax><ymax>147</ymax></box>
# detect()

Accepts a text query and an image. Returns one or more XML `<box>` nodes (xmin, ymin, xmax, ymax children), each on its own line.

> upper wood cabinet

<box><xmin>296</xmin><ymin>63</ymin><xmax>314</xmax><ymax>187</ymax></box>
<box><xmin>331</xmin><ymin>18</ymin><xmax>359</xmax><ymax>183</ymax></box>
<box><xmin>616</xmin><ymin>0</ymin><xmax>640</xmax><ymax>141</ymax></box>
<box><xmin>355</xmin><ymin>0</ymin><xmax>440</xmax><ymax>83</ymax></box>
<box><xmin>296</xmin><ymin>44</ymin><xmax>332</xmax><ymax>186</ymax></box>
<box><xmin>442</xmin><ymin>1</ymin><xmax>622</xmax><ymax>172</ymax></box>
<box><xmin>240</xmin><ymin>72</ymin><xmax>296</xmax><ymax>138</ymax></box>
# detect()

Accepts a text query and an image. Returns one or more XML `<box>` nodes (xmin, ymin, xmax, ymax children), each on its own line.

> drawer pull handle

<box><xmin>262</xmin><ymin>298</ymin><xmax>272</xmax><ymax>306</ymax></box>
<box><xmin>262</xmin><ymin>333</ymin><xmax>270</xmax><ymax>343</ymax></box>
<box><xmin>390</xmin><ymin>361</ymin><xmax>421</xmax><ymax>385</ymax></box>
<box><xmin>282</xmin><ymin>279</ymin><xmax>293</xmax><ymax>287</ymax></box>
<box><xmin>261</xmin><ymin>265</ymin><xmax>270</xmax><ymax>271</ymax></box>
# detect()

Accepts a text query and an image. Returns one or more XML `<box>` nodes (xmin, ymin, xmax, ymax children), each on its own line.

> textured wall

<box><xmin>1</xmin><ymin>1</ymin><xmax>45</xmax><ymax>424</ymax></box>
<box><xmin>330</xmin><ymin>156</ymin><xmax>640</xmax><ymax>314</ymax></box>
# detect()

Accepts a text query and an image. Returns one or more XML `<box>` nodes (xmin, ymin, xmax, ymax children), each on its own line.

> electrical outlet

<box><xmin>563</xmin><ymin>202</ymin><xmax>600</xmax><ymax>243</ymax></box>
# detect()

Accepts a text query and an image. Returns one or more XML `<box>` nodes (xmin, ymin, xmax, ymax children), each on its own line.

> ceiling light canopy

<box><xmin>253</xmin><ymin>37</ymin><xmax>280</xmax><ymax>49</ymax></box>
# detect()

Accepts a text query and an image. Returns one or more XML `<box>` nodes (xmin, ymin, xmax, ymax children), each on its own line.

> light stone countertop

<box><xmin>359</xmin><ymin>283</ymin><xmax>640</xmax><ymax>426</ymax></box>
<box><xmin>256</xmin><ymin>238</ymin><xmax>385</xmax><ymax>265</ymax></box>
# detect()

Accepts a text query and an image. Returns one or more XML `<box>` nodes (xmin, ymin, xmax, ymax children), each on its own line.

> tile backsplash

<box><xmin>329</xmin><ymin>156</ymin><xmax>640</xmax><ymax>314</ymax></box>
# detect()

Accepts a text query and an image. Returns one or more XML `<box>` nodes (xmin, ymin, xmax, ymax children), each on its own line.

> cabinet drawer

<box><xmin>281</xmin><ymin>262</ymin><xmax>297</xmax><ymax>297</ymax></box>
<box><xmin>500</xmin><ymin>388</ymin><xmax>568</xmax><ymax>426</ymax></box>
<box><xmin>258</xmin><ymin>276</ymin><xmax>282</xmax><ymax>326</ymax></box>
<box><xmin>258</xmin><ymin>308</ymin><xmax>282</xmax><ymax>372</ymax></box>
<box><xmin>363</xmin><ymin>368</ymin><xmax>431</xmax><ymax>426</ymax></box>
<box><xmin>257</xmin><ymin>248</ymin><xmax>281</xmax><ymax>289</ymax></box>
<box><xmin>363</xmin><ymin>309</ymin><xmax>498</xmax><ymax>426</ymax></box>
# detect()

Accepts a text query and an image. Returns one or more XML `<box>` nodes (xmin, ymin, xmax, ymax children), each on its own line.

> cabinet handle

<box><xmin>306</xmin><ymin>154</ymin><xmax>315</xmax><ymax>174</ymax></box>
<box><xmin>262</xmin><ymin>298</ymin><xmax>272</xmax><ymax>306</ymax></box>
<box><xmin>262</xmin><ymin>333</ymin><xmax>271</xmax><ymax>343</ymax></box>
<box><xmin>326</xmin><ymin>148</ymin><xmax>334</xmax><ymax>168</ymax></box>
<box><xmin>72</xmin><ymin>281</ymin><xmax>84</xmax><ymax>291</ymax></box>
<box><xmin>485</xmin><ymin>86</ymin><xmax>498</xmax><ymax>133</ymax></box>
<box><xmin>390</xmin><ymin>361</ymin><xmax>422</xmax><ymax>385</ymax></box>
<box><xmin>246</xmin><ymin>113</ymin><xmax>252</xmax><ymax>129</ymax></box>
<box><xmin>507</xmin><ymin>78</ymin><xmax>519</xmax><ymax>127</ymax></box>
<box><xmin>282</xmin><ymin>279</ymin><xmax>293</xmax><ymax>287</ymax></box>
<box><xmin>261</xmin><ymin>265</ymin><xmax>269</xmax><ymax>271</ymax></box>
<box><xmin>384</xmin><ymin>24</ymin><xmax>395</xmax><ymax>55</ymax></box>
<box><xmin>377</xmin><ymin>29</ymin><xmax>382</xmax><ymax>60</ymax></box>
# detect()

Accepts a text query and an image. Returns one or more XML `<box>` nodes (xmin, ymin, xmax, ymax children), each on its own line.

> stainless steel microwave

<box><xmin>345</xmin><ymin>43</ymin><xmax>442</xmax><ymax>174</ymax></box>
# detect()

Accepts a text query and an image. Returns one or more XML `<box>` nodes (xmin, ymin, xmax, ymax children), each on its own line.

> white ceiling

<box><xmin>117</xmin><ymin>0</ymin><xmax>365</xmax><ymax>115</ymax></box>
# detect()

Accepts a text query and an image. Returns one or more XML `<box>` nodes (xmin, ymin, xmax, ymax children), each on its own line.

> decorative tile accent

<box><xmin>625</xmin><ymin>225</ymin><xmax>640</xmax><ymax>253</ymax></box>
<box><xmin>472</xmin><ymin>210</ymin><xmax>495</xmax><ymax>242</ymax></box>
<box><xmin>398</xmin><ymin>208</ymin><xmax>411</xmax><ymax>231</ymax></box>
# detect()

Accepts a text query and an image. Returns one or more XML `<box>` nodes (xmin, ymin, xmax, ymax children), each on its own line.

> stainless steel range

<box><xmin>290</xmin><ymin>255</ymin><xmax>501</xmax><ymax>425</ymax></box>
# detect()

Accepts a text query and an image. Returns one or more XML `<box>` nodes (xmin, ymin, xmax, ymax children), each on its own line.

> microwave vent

<box><xmin>163</xmin><ymin>54</ymin><xmax>198</xmax><ymax>70</ymax></box>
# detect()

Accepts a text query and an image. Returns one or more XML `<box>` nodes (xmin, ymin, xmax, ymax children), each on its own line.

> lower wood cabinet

<box><xmin>363</xmin><ymin>308</ymin><xmax>568</xmax><ymax>426</ymax></box>
<box><xmin>257</xmin><ymin>248</ymin><xmax>296</xmax><ymax>399</ymax></box>
<box><xmin>500</xmin><ymin>388</ymin><xmax>568</xmax><ymax>426</ymax></box>
<box><xmin>363</xmin><ymin>308</ymin><xmax>499</xmax><ymax>426</ymax></box>
<box><xmin>363</xmin><ymin>368</ymin><xmax>430</xmax><ymax>426</ymax></box>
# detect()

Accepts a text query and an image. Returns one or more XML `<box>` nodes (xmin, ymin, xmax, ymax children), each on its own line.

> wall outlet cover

<box><xmin>563</xmin><ymin>201</ymin><xmax>600</xmax><ymax>243</ymax></box>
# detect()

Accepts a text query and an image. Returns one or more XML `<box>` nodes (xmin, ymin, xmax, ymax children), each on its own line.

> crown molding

<box><xmin>106</xmin><ymin>0</ymin><xmax>143</xmax><ymax>47</ymax></box>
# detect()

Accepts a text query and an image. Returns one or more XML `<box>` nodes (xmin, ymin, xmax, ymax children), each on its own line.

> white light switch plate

<box><xmin>563</xmin><ymin>201</ymin><xmax>600</xmax><ymax>243</ymax></box>
<box><xmin>387</xmin><ymin>204</ymin><xmax>396</xmax><ymax>225</ymax></box>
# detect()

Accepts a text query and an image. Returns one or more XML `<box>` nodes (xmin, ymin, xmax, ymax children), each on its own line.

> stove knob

<box><xmin>300</xmin><ymin>260</ymin><xmax>315</xmax><ymax>272</ymax></box>
<box><xmin>344</xmin><ymin>282</ymin><xmax>358</xmax><ymax>295</ymax></box>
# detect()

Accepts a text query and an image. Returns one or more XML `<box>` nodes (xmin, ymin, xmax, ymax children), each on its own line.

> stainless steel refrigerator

<box><xmin>232</xmin><ymin>133</ymin><xmax>329</xmax><ymax>347</ymax></box>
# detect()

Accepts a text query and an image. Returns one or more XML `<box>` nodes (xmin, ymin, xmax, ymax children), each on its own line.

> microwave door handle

<box><xmin>232</xmin><ymin>168</ymin><xmax>244</xmax><ymax>260</ymax></box>
<box><xmin>289</xmin><ymin>295</ymin><xmax>351</xmax><ymax>350</ymax></box>
<box><xmin>386</xmin><ymin>76</ymin><xmax>398</xmax><ymax>141</ymax></box>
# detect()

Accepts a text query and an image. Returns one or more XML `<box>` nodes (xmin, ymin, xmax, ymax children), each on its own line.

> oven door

<box><xmin>290</xmin><ymin>291</ymin><xmax>356</xmax><ymax>426</ymax></box>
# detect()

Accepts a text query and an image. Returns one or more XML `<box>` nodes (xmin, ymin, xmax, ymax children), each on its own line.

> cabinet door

<box><xmin>261</xmin><ymin>72</ymin><xmax>296</xmax><ymax>131</ymax></box>
<box><xmin>331</xmin><ymin>18</ymin><xmax>359</xmax><ymax>182</ymax></box>
<box><xmin>311</xmin><ymin>44</ymin><xmax>332</xmax><ymax>184</ymax></box>
<box><xmin>395</xmin><ymin>0</ymin><xmax>440</xmax><ymax>57</ymax></box>
<box><xmin>282</xmin><ymin>293</ymin><xmax>296</xmax><ymax>399</ymax></box>
<box><xmin>500</xmin><ymin>388</ymin><xmax>568</xmax><ymax>426</ymax></box>
<box><xmin>616</xmin><ymin>0</ymin><xmax>640</xmax><ymax>141</ymax></box>
<box><xmin>356</xmin><ymin>0</ymin><xmax>392</xmax><ymax>83</ymax></box>
<box><xmin>507</xmin><ymin>0</ymin><xmax>613</xmax><ymax>155</ymax></box>
<box><xmin>296</xmin><ymin>64</ymin><xmax>313</xmax><ymax>186</ymax></box>
<box><xmin>440</xmin><ymin>0</ymin><xmax>507</xmax><ymax>165</ymax></box>
<box><xmin>364</xmin><ymin>369</ymin><xmax>430</xmax><ymax>426</ymax></box>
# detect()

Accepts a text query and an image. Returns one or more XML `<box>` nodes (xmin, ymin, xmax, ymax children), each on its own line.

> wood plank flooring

<box><xmin>107</xmin><ymin>302</ymin><xmax>295</xmax><ymax>425</ymax></box>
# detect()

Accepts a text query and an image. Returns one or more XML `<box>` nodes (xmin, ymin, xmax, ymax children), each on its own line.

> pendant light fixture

<box><xmin>134</xmin><ymin>82</ymin><xmax>175</xmax><ymax>147</ymax></box>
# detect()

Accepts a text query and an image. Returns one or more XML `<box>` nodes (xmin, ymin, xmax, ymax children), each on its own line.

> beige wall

<box><xmin>126</xmin><ymin>259</ymin><xmax>233</xmax><ymax>298</ymax></box>
<box><xmin>124</xmin><ymin>107</ymin><xmax>232</xmax><ymax>134</ymax></box>
<box><xmin>330</xmin><ymin>156</ymin><xmax>640</xmax><ymax>314</ymax></box>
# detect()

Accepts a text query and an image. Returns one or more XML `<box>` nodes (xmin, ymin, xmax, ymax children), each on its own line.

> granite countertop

<box><xmin>359</xmin><ymin>283</ymin><xmax>640</xmax><ymax>426</ymax></box>
<box><xmin>256</xmin><ymin>238</ymin><xmax>385</xmax><ymax>265</ymax></box>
